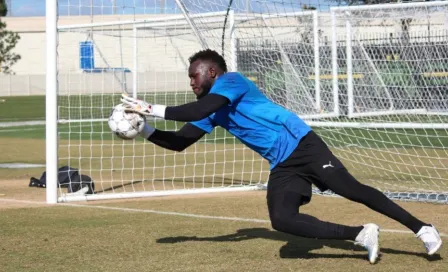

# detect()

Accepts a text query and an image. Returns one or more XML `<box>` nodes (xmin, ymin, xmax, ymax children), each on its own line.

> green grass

<box><xmin>1</xmin><ymin>121</ymin><xmax>447</xmax><ymax>149</ymax></box>
<box><xmin>0</xmin><ymin>93</ymin><xmax>197</xmax><ymax>122</ymax></box>
<box><xmin>0</xmin><ymin>122</ymin><xmax>233</xmax><ymax>144</ymax></box>
<box><xmin>0</xmin><ymin>93</ymin><xmax>233</xmax><ymax>143</ymax></box>
<box><xmin>1</xmin><ymin>191</ymin><xmax>447</xmax><ymax>272</ymax></box>
<box><xmin>317</xmin><ymin>128</ymin><xmax>448</xmax><ymax>149</ymax></box>
<box><xmin>0</xmin><ymin>96</ymin><xmax>46</xmax><ymax>121</ymax></box>
<box><xmin>1</xmin><ymin>94</ymin><xmax>448</xmax><ymax>148</ymax></box>
<box><xmin>4</xmin><ymin>94</ymin><xmax>448</xmax><ymax>123</ymax></box>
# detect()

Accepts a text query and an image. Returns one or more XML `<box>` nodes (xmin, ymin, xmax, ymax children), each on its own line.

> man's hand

<box><xmin>121</xmin><ymin>93</ymin><xmax>167</xmax><ymax>118</ymax></box>
<box><xmin>121</xmin><ymin>93</ymin><xmax>153</xmax><ymax>116</ymax></box>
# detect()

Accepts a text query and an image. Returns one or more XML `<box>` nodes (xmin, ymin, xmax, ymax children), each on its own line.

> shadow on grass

<box><xmin>157</xmin><ymin>227</ymin><xmax>442</xmax><ymax>262</ymax></box>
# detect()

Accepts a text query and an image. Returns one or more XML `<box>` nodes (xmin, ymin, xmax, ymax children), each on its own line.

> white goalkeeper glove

<box><xmin>121</xmin><ymin>93</ymin><xmax>167</xmax><ymax>118</ymax></box>
<box><xmin>130</xmin><ymin>116</ymin><xmax>155</xmax><ymax>139</ymax></box>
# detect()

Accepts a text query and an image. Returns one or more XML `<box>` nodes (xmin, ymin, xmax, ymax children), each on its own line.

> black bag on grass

<box><xmin>29</xmin><ymin>166</ymin><xmax>95</xmax><ymax>194</ymax></box>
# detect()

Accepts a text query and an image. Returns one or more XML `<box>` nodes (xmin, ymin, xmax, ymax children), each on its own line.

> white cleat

<box><xmin>417</xmin><ymin>225</ymin><xmax>442</xmax><ymax>255</ymax></box>
<box><xmin>355</xmin><ymin>223</ymin><xmax>380</xmax><ymax>264</ymax></box>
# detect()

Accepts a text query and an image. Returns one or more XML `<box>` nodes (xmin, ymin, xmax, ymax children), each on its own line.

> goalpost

<box><xmin>331</xmin><ymin>1</ymin><xmax>448</xmax><ymax>122</ymax></box>
<box><xmin>46</xmin><ymin>0</ymin><xmax>448</xmax><ymax>203</ymax></box>
<box><xmin>325</xmin><ymin>1</ymin><xmax>448</xmax><ymax>202</ymax></box>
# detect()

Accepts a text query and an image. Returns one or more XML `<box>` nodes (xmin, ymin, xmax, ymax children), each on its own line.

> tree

<box><xmin>0</xmin><ymin>0</ymin><xmax>7</xmax><ymax>17</ymax></box>
<box><xmin>0</xmin><ymin>20</ymin><xmax>21</xmax><ymax>74</ymax></box>
<box><xmin>302</xmin><ymin>4</ymin><xmax>317</xmax><ymax>10</ymax></box>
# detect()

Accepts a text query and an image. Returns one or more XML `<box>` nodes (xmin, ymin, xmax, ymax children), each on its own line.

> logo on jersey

<box><xmin>323</xmin><ymin>161</ymin><xmax>334</xmax><ymax>169</ymax></box>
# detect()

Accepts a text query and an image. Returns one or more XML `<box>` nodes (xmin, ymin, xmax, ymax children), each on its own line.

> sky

<box><xmin>6</xmin><ymin>0</ymin><xmax>341</xmax><ymax>17</ymax></box>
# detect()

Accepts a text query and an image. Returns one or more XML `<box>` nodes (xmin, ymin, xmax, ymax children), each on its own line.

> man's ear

<box><xmin>209</xmin><ymin>67</ymin><xmax>217</xmax><ymax>79</ymax></box>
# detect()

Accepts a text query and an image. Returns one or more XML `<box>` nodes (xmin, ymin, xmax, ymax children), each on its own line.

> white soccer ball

<box><xmin>108</xmin><ymin>103</ymin><xmax>146</xmax><ymax>140</ymax></box>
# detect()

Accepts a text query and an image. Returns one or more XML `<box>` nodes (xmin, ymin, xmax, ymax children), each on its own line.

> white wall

<box><xmin>0</xmin><ymin>14</ymin><xmax>201</xmax><ymax>95</ymax></box>
<box><xmin>1</xmin><ymin>9</ymin><xmax>447</xmax><ymax>96</ymax></box>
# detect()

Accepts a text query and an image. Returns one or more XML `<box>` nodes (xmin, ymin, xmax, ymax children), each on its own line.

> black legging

<box><xmin>267</xmin><ymin>169</ymin><xmax>427</xmax><ymax>240</ymax></box>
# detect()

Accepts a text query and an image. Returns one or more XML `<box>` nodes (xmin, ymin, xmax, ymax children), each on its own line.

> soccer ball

<box><xmin>108</xmin><ymin>103</ymin><xmax>146</xmax><ymax>140</ymax></box>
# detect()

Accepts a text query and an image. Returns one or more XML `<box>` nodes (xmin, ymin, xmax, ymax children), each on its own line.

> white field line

<box><xmin>1</xmin><ymin>198</ymin><xmax>447</xmax><ymax>237</ymax></box>
<box><xmin>0</xmin><ymin>122</ymin><xmax>103</xmax><ymax>133</ymax></box>
<box><xmin>0</xmin><ymin>119</ymin><xmax>165</xmax><ymax>132</ymax></box>
<box><xmin>0</xmin><ymin>121</ymin><xmax>45</xmax><ymax>127</ymax></box>
<box><xmin>0</xmin><ymin>127</ymin><xmax>45</xmax><ymax>133</ymax></box>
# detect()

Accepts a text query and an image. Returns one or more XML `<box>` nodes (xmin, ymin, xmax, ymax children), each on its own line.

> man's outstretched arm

<box><xmin>122</xmin><ymin>94</ymin><xmax>229</xmax><ymax>122</ymax></box>
<box><xmin>140</xmin><ymin>123</ymin><xmax>206</xmax><ymax>152</ymax></box>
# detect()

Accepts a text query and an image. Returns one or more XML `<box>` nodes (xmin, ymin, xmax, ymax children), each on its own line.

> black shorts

<box><xmin>267</xmin><ymin>130</ymin><xmax>346</xmax><ymax>205</ymax></box>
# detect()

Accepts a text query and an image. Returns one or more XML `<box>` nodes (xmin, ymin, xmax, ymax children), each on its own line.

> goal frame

<box><xmin>330</xmin><ymin>1</ymin><xmax>448</xmax><ymax>125</ymax></box>
<box><xmin>46</xmin><ymin>0</ymin><xmax>448</xmax><ymax>204</ymax></box>
<box><xmin>46</xmin><ymin>0</ymin><xmax>58</xmax><ymax>204</ymax></box>
<box><xmin>46</xmin><ymin>4</ymin><xmax>323</xmax><ymax>203</ymax></box>
<box><xmin>46</xmin><ymin>6</ymin><xmax>254</xmax><ymax>203</ymax></box>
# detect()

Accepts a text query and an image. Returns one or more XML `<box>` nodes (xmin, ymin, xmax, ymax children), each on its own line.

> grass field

<box><xmin>1</xmin><ymin>187</ymin><xmax>447</xmax><ymax>271</ymax></box>
<box><xmin>0</xmin><ymin>94</ymin><xmax>447</xmax><ymax>191</ymax></box>
<box><xmin>2</xmin><ymin>95</ymin><xmax>448</xmax><ymax>148</ymax></box>
<box><xmin>0</xmin><ymin>95</ymin><xmax>447</xmax><ymax>271</ymax></box>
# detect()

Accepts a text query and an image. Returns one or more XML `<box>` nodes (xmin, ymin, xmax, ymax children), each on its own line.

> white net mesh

<box><xmin>327</xmin><ymin>3</ymin><xmax>448</xmax><ymax>201</ymax></box>
<box><xmin>55</xmin><ymin>0</ymin><xmax>448</xmax><ymax>202</ymax></box>
<box><xmin>56</xmin><ymin>6</ymin><xmax>267</xmax><ymax>201</ymax></box>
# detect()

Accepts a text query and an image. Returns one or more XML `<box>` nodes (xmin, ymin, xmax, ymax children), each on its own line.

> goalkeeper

<box><xmin>122</xmin><ymin>49</ymin><xmax>442</xmax><ymax>264</ymax></box>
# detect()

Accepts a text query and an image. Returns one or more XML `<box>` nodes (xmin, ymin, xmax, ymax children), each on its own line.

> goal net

<box><xmin>47</xmin><ymin>0</ymin><xmax>448</xmax><ymax>203</ymax></box>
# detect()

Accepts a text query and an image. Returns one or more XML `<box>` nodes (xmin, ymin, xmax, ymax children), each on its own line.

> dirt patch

<box><xmin>0</xmin><ymin>199</ymin><xmax>49</xmax><ymax>210</ymax></box>
<box><xmin>0</xmin><ymin>179</ymin><xmax>46</xmax><ymax>209</ymax></box>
